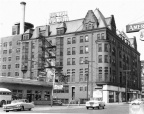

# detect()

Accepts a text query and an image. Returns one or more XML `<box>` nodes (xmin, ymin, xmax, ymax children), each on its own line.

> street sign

<box><xmin>126</xmin><ymin>22</ymin><xmax>144</xmax><ymax>33</ymax></box>
<box><xmin>54</xmin><ymin>84</ymin><xmax>63</xmax><ymax>90</ymax></box>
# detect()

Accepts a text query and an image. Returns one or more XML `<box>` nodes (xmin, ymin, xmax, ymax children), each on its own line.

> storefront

<box><xmin>0</xmin><ymin>77</ymin><xmax>52</xmax><ymax>105</ymax></box>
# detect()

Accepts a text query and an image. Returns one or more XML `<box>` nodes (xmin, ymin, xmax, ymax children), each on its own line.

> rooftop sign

<box><xmin>126</xmin><ymin>23</ymin><xmax>144</xmax><ymax>33</ymax></box>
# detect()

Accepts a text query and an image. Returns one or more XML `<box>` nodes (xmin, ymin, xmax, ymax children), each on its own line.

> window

<box><xmin>44</xmin><ymin>91</ymin><xmax>50</xmax><ymax>100</ymax></box>
<box><xmin>67</xmin><ymin>58</ymin><xmax>71</xmax><ymax>65</ymax></box>
<box><xmin>112</xmin><ymin>47</ymin><xmax>116</xmax><ymax>56</ymax></box>
<box><xmin>71</xmin><ymin>69</ymin><xmax>75</xmax><ymax>82</ymax></box>
<box><xmin>98</xmin><ymin>44</ymin><xmax>102</xmax><ymax>52</ymax></box>
<box><xmin>104</xmin><ymin>55</ymin><xmax>109</xmax><ymax>63</ymax></box>
<box><xmin>15</xmin><ymin>72</ymin><xmax>19</xmax><ymax>76</ymax></box>
<box><xmin>35</xmin><ymin>91</ymin><xmax>42</xmax><ymax>100</ymax></box>
<box><xmin>80</xmin><ymin>46</ymin><xmax>83</xmax><ymax>54</ymax></box>
<box><xmin>97</xmin><ymin>34</ymin><xmax>100</xmax><ymax>40</ymax></box>
<box><xmin>16</xmin><ymin>48</ymin><xmax>20</xmax><ymax>53</ymax></box>
<box><xmin>72</xmin><ymin>47</ymin><xmax>76</xmax><ymax>55</ymax></box>
<box><xmin>8</xmin><ymin>72</ymin><xmax>11</xmax><ymax>76</ymax></box>
<box><xmin>85</xmin><ymin>46</ymin><xmax>89</xmax><ymax>53</ymax></box>
<box><xmin>9</xmin><ymin>41</ymin><xmax>12</xmax><ymax>46</ymax></box>
<box><xmin>8</xmin><ymin>65</ymin><xmax>11</xmax><ymax>69</ymax></box>
<box><xmin>72</xmin><ymin>37</ymin><xmax>76</xmax><ymax>44</ymax></box>
<box><xmin>67</xmin><ymin>69</ymin><xmax>70</xmax><ymax>82</ymax></box>
<box><xmin>9</xmin><ymin>49</ymin><xmax>12</xmax><ymax>54</ymax></box>
<box><xmin>16</xmin><ymin>56</ymin><xmax>20</xmax><ymax>60</ymax></box>
<box><xmin>85</xmin><ymin>57</ymin><xmax>88</xmax><ymax>64</ymax></box>
<box><xmin>85</xmin><ymin>35</ymin><xmax>89</xmax><ymax>42</ymax></box>
<box><xmin>8</xmin><ymin>57</ymin><xmax>11</xmax><ymax>61</ymax></box>
<box><xmin>3</xmin><ymin>42</ymin><xmax>7</xmax><ymax>47</ymax></box>
<box><xmin>17</xmin><ymin>41</ymin><xmax>21</xmax><ymax>45</ymax></box>
<box><xmin>80</xmin><ymin>36</ymin><xmax>83</xmax><ymax>43</ymax></box>
<box><xmin>104</xmin><ymin>44</ymin><xmax>109</xmax><ymax>52</ymax></box>
<box><xmin>2</xmin><ymin>73</ymin><xmax>6</xmax><ymax>76</ymax></box>
<box><xmin>80</xmin><ymin>87</ymin><xmax>83</xmax><ymax>91</ymax></box>
<box><xmin>3</xmin><ymin>50</ymin><xmax>7</xmax><ymax>54</ymax></box>
<box><xmin>2</xmin><ymin>65</ymin><xmax>6</xmax><ymax>69</ymax></box>
<box><xmin>79</xmin><ymin>57</ymin><xmax>83</xmax><ymax>64</ymax></box>
<box><xmin>15</xmin><ymin>64</ymin><xmax>19</xmax><ymax>68</ymax></box>
<box><xmin>85</xmin><ymin>68</ymin><xmax>88</xmax><ymax>81</ymax></box>
<box><xmin>67</xmin><ymin>48</ymin><xmax>71</xmax><ymax>55</ymax></box>
<box><xmin>101</xmin><ymin>33</ymin><xmax>105</xmax><ymax>39</ymax></box>
<box><xmin>98</xmin><ymin>55</ymin><xmax>102</xmax><ymax>63</ymax></box>
<box><xmin>98</xmin><ymin>67</ymin><xmax>102</xmax><ymax>81</ymax></box>
<box><xmin>3</xmin><ymin>57</ymin><xmax>6</xmax><ymax>62</ymax></box>
<box><xmin>79</xmin><ymin>74</ymin><xmax>83</xmax><ymax>82</ymax></box>
<box><xmin>72</xmin><ymin>58</ymin><xmax>76</xmax><ymax>65</ymax></box>
<box><xmin>67</xmin><ymin>38</ymin><xmax>71</xmax><ymax>44</ymax></box>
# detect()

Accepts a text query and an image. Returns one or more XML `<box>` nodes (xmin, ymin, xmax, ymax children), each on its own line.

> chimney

<box><xmin>20</xmin><ymin>1</ymin><xmax>26</xmax><ymax>34</ymax></box>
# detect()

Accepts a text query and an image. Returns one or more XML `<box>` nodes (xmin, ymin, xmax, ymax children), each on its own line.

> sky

<box><xmin>1</xmin><ymin>0</ymin><xmax>144</xmax><ymax>60</ymax></box>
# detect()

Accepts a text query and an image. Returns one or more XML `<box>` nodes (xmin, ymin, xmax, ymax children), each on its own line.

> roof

<box><xmin>0</xmin><ymin>88</ymin><xmax>11</xmax><ymax>92</ymax></box>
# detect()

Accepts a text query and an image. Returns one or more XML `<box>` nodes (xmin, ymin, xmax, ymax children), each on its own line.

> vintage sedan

<box><xmin>130</xmin><ymin>99</ymin><xmax>144</xmax><ymax>105</ymax></box>
<box><xmin>3</xmin><ymin>99</ymin><xmax>34</xmax><ymax>112</ymax></box>
<box><xmin>85</xmin><ymin>98</ymin><xmax>105</xmax><ymax>109</ymax></box>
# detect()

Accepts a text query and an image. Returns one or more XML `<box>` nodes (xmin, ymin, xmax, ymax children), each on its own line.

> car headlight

<box><xmin>16</xmin><ymin>104</ymin><xmax>21</xmax><ymax>107</ymax></box>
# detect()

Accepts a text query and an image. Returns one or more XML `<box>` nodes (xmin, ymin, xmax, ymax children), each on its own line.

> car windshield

<box><xmin>90</xmin><ymin>98</ymin><xmax>102</xmax><ymax>101</ymax></box>
<box><xmin>11</xmin><ymin>100</ymin><xmax>24</xmax><ymax>103</ymax></box>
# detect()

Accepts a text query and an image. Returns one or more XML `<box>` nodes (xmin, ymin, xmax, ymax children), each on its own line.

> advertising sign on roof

<box><xmin>126</xmin><ymin>23</ymin><xmax>144</xmax><ymax>33</ymax></box>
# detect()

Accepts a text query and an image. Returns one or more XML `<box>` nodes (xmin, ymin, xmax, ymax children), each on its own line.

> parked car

<box><xmin>130</xmin><ymin>99</ymin><xmax>144</xmax><ymax>105</ymax></box>
<box><xmin>85</xmin><ymin>98</ymin><xmax>105</xmax><ymax>109</ymax></box>
<box><xmin>3</xmin><ymin>99</ymin><xmax>34</xmax><ymax>112</ymax></box>
<box><xmin>53</xmin><ymin>100</ymin><xmax>63</xmax><ymax>106</ymax></box>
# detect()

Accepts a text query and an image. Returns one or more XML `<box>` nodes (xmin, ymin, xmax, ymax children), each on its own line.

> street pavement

<box><xmin>0</xmin><ymin>102</ymin><xmax>143</xmax><ymax>114</ymax></box>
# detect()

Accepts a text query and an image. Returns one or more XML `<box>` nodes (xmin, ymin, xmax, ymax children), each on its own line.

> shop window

<box><xmin>44</xmin><ymin>91</ymin><xmax>50</xmax><ymax>100</ymax></box>
<box><xmin>35</xmin><ymin>91</ymin><xmax>42</xmax><ymax>100</ymax></box>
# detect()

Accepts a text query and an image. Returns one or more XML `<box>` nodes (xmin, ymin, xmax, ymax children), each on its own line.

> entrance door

<box><xmin>72</xmin><ymin>87</ymin><xmax>75</xmax><ymax>100</ymax></box>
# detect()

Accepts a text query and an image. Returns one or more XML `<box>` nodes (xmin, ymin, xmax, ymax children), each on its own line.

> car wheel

<box><xmin>86</xmin><ymin>107</ymin><xmax>89</xmax><ymax>109</ymax></box>
<box><xmin>103</xmin><ymin>106</ymin><xmax>105</xmax><ymax>109</ymax></box>
<box><xmin>97</xmin><ymin>106</ymin><xmax>100</xmax><ymax>109</ymax></box>
<box><xmin>28</xmin><ymin>108</ymin><xmax>31</xmax><ymax>111</ymax></box>
<box><xmin>6</xmin><ymin>110</ymin><xmax>9</xmax><ymax>112</ymax></box>
<box><xmin>20</xmin><ymin>106</ymin><xmax>24</xmax><ymax>111</ymax></box>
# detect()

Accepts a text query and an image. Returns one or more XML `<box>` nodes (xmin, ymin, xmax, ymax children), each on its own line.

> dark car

<box><xmin>53</xmin><ymin>100</ymin><xmax>63</xmax><ymax>106</ymax></box>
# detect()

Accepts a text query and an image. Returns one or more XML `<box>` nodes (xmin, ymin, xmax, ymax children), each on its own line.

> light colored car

<box><xmin>3</xmin><ymin>99</ymin><xmax>34</xmax><ymax>112</ymax></box>
<box><xmin>130</xmin><ymin>99</ymin><xmax>144</xmax><ymax>105</ymax></box>
<box><xmin>85</xmin><ymin>98</ymin><xmax>105</xmax><ymax>109</ymax></box>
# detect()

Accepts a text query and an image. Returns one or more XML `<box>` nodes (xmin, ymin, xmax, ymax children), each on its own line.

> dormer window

<box><xmin>57</xmin><ymin>28</ymin><xmax>65</xmax><ymax>35</ymax></box>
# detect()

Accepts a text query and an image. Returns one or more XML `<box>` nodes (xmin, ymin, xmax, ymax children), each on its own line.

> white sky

<box><xmin>0</xmin><ymin>0</ymin><xmax>144</xmax><ymax>60</ymax></box>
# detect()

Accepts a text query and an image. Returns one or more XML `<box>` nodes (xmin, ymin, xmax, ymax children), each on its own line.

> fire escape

<box><xmin>38</xmin><ymin>34</ymin><xmax>63</xmax><ymax>82</ymax></box>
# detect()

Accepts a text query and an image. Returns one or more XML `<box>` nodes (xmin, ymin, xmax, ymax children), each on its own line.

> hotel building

<box><xmin>0</xmin><ymin>8</ymin><xmax>141</xmax><ymax>104</ymax></box>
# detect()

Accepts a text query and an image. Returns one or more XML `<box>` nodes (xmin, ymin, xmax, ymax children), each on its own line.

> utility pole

<box><xmin>124</xmin><ymin>70</ymin><xmax>131</xmax><ymax>103</ymax></box>
<box><xmin>85</xmin><ymin>60</ymin><xmax>95</xmax><ymax>101</ymax></box>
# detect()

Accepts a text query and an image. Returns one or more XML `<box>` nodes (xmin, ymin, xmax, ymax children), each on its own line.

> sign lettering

<box><xmin>126</xmin><ymin>23</ymin><xmax>144</xmax><ymax>33</ymax></box>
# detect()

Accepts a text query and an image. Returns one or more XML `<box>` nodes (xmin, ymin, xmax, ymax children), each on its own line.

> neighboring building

<box><xmin>0</xmin><ymin>9</ymin><xmax>141</xmax><ymax>104</ymax></box>
<box><xmin>0</xmin><ymin>23</ymin><xmax>53</xmax><ymax>105</ymax></box>
<box><xmin>141</xmin><ymin>61</ymin><xmax>144</xmax><ymax>98</ymax></box>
